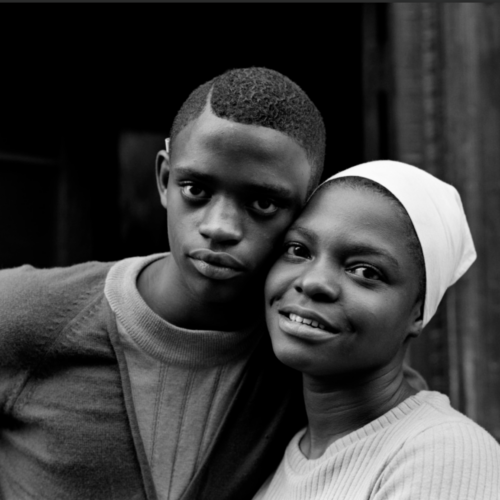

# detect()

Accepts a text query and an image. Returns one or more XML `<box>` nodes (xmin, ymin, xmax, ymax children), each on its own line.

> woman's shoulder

<box><xmin>401</xmin><ymin>390</ymin><xmax>497</xmax><ymax>437</ymax></box>
<box><xmin>387</xmin><ymin>390</ymin><xmax>499</xmax><ymax>451</ymax></box>
<box><xmin>374</xmin><ymin>391</ymin><xmax>500</xmax><ymax>499</ymax></box>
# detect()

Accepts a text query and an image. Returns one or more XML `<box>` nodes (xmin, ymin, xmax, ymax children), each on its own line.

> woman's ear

<box><xmin>156</xmin><ymin>141</ymin><xmax>171</xmax><ymax>209</ymax></box>
<box><xmin>405</xmin><ymin>300</ymin><xmax>424</xmax><ymax>342</ymax></box>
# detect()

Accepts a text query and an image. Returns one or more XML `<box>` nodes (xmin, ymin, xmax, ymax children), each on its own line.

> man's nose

<box><xmin>198</xmin><ymin>197</ymin><xmax>244</xmax><ymax>245</ymax></box>
<box><xmin>294</xmin><ymin>258</ymin><xmax>341</xmax><ymax>303</ymax></box>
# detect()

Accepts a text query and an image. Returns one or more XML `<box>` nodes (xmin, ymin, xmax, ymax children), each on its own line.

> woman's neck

<box><xmin>300</xmin><ymin>363</ymin><xmax>417</xmax><ymax>459</ymax></box>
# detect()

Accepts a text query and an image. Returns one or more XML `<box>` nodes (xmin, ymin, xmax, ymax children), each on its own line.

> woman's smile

<box><xmin>277</xmin><ymin>312</ymin><xmax>342</xmax><ymax>341</ymax></box>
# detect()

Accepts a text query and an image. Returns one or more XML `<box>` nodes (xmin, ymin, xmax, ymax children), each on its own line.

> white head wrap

<box><xmin>320</xmin><ymin>160</ymin><xmax>476</xmax><ymax>327</ymax></box>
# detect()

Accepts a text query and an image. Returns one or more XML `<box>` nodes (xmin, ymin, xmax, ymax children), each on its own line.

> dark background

<box><xmin>0</xmin><ymin>5</ymin><xmax>365</xmax><ymax>269</ymax></box>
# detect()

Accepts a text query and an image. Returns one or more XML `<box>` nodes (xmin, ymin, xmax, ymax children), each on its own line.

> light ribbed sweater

<box><xmin>254</xmin><ymin>391</ymin><xmax>500</xmax><ymax>500</ymax></box>
<box><xmin>105</xmin><ymin>255</ymin><xmax>262</xmax><ymax>500</ymax></box>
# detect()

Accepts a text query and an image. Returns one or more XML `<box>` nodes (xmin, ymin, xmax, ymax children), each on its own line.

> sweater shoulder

<box><xmin>393</xmin><ymin>392</ymin><xmax>500</xmax><ymax>450</ymax></box>
<box><xmin>0</xmin><ymin>261</ymin><xmax>114</xmax><ymax>364</ymax></box>
<box><xmin>0</xmin><ymin>260</ymin><xmax>113</xmax><ymax>314</ymax></box>
<box><xmin>0</xmin><ymin>259</ymin><xmax>112</xmax><ymax>287</ymax></box>
<box><xmin>375</xmin><ymin>395</ymin><xmax>500</xmax><ymax>499</ymax></box>
<box><xmin>405</xmin><ymin>408</ymin><xmax>500</xmax><ymax>451</ymax></box>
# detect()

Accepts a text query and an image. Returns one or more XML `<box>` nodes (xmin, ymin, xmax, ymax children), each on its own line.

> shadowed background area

<box><xmin>1</xmin><ymin>4</ymin><xmax>499</xmax><ymax>442</ymax></box>
<box><xmin>0</xmin><ymin>5</ymin><xmax>364</xmax><ymax>267</ymax></box>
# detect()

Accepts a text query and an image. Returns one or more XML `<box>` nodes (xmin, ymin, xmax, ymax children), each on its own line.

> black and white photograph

<box><xmin>0</xmin><ymin>3</ymin><xmax>499</xmax><ymax>499</ymax></box>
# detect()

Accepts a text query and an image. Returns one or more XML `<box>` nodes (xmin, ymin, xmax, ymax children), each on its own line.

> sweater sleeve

<box><xmin>372</xmin><ymin>421</ymin><xmax>500</xmax><ymax>500</ymax></box>
<box><xmin>0</xmin><ymin>265</ymin><xmax>46</xmax><ymax>412</ymax></box>
<box><xmin>0</xmin><ymin>262</ymin><xmax>111</xmax><ymax>414</ymax></box>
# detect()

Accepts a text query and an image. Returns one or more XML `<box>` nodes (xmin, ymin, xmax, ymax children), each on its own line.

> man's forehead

<box><xmin>173</xmin><ymin>107</ymin><xmax>306</xmax><ymax>159</ymax></box>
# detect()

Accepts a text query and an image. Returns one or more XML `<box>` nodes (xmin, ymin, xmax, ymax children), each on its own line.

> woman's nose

<box><xmin>198</xmin><ymin>197</ymin><xmax>244</xmax><ymax>245</ymax></box>
<box><xmin>294</xmin><ymin>259</ymin><xmax>341</xmax><ymax>302</ymax></box>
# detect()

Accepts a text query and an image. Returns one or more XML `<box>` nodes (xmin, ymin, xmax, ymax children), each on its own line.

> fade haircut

<box><xmin>316</xmin><ymin>176</ymin><xmax>427</xmax><ymax>306</ymax></box>
<box><xmin>169</xmin><ymin>67</ymin><xmax>326</xmax><ymax>195</ymax></box>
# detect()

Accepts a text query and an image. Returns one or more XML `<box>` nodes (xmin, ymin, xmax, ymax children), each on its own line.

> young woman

<box><xmin>254</xmin><ymin>160</ymin><xmax>500</xmax><ymax>500</ymax></box>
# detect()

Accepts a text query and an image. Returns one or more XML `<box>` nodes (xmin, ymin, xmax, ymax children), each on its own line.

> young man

<box><xmin>0</xmin><ymin>68</ymin><xmax>326</xmax><ymax>500</ymax></box>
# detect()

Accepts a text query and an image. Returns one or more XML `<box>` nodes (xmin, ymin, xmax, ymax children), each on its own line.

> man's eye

<box><xmin>284</xmin><ymin>243</ymin><xmax>309</xmax><ymax>259</ymax></box>
<box><xmin>348</xmin><ymin>266</ymin><xmax>382</xmax><ymax>281</ymax></box>
<box><xmin>181</xmin><ymin>184</ymin><xmax>209</xmax><ymax>199</ymax></box>
<box><xmin>250</xmin><ymin>199</ymin><xmax>278</xmax><ymax>215</ymax></box>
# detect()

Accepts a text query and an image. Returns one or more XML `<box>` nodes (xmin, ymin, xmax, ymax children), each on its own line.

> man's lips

<box><xmin>188</xmin><ymin>249</ymin><xmax>246</xmax><ymax>280</ymax></box>
<box><xmin>189</xmin><ymin>249</ymin><xmax>246</xmax><ymax>270</ymax></box>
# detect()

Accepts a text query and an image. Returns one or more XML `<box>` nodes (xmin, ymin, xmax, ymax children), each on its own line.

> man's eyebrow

<box><xmin>244</xmin><ymin>182</ymin><xmax>294</xmax><ymax>200</ymax></box>
<box><xmin>172</xmin><ymin>167</ymin><xmax>213</xmax><ymax>182</ymax></box>
<box><xmin>173</xmin><ymin>166</ymin><xmax>294</xmax><ymax>199</ymax></box>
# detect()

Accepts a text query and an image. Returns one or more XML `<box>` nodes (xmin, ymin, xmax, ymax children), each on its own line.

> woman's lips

<box><xmin>278</xmin><ymin>306</ymin><xmax>339</xmax><ymax>332</ymax></box>
<box><xmin>275</xmin><ymin>305</ymin><xmax>344</xmax><ymax>341</ymax></box>
<box><xmin>188</xmin><ymin>249</ymin><xmax>246</xmax><ymax>280</ymax></box>
<box><xmin>277</xmin><ymin>313</ymin><xmax>342</xmax><ymax>341</ymax></box>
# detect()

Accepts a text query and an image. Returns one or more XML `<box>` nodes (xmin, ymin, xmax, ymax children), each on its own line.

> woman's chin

<box><xmin>269</xmin><ymin>337</ymin><xmax>322</xmax><ymax>375</ymax></box>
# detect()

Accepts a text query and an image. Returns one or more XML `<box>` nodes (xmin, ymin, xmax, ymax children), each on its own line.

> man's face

<box><xmin>159</xmin><ymin>107</ymin><xmax>312</xmax><ymax>307</ymax></box>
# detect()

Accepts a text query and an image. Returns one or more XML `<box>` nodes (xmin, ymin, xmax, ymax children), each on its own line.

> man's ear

<box><xmin>156</xmin><ymin>145</ymin><xmax>171</xmax><ymax>210</ymax></box>
<box><xmin>405</xmin><ymin>300</ymin><xmax>424</xmax><ymax>343</ymax></box>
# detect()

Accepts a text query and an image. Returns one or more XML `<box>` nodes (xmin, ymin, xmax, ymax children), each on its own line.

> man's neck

<box><xmin>300</xmin><ymin>363</ymin><xmax>417</xmax><ymax>459</ymax></box>
<box><xmin>137</xmin><ymin>254</ymin><xmax>263</xmax><ymax>332</ymax></box>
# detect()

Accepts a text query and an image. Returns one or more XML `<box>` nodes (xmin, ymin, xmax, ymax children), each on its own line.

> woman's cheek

<box><xmin>265</xmin><ymin>261</ymin><xmax>295</xmax><ymax>302</ymax></box>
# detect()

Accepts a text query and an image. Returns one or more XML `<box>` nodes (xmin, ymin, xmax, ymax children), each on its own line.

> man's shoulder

<box><xmin>0</xmin><ymin>260</ymin><xmax>115</xmax><ymax>362</ymax></box>
<box><xmin>0</xmin><ymin>260</ymin><xmax>114</xmax><ymax>307</ymax></box>
<box><xmin>1</xmin><ymin>259</ymin><xmax>113</xmax><ymax>283</ymax></box>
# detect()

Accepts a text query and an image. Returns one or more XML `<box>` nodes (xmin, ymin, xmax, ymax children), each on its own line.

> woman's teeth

<box><xmin>289</xmin><ymin>313</ymin><xmax>326</xmax><ymax>330</ymax></box>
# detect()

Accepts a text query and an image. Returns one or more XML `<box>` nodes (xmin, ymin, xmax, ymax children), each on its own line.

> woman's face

<box><xmin>265</xmin><ymin>184</ymin><xmax>423</xmax><ymax>379</ymax></box>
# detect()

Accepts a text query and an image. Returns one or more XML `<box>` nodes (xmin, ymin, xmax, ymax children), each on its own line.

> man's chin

<box><xmin>193</xmin><ymin>276</ymin><xmax>263</xmax><ymax>305</ymax></box>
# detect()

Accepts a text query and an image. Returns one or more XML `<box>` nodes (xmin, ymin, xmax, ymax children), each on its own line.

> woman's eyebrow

<box><xmin>348</xmin><ymin>243</ymin><xmax>400</xmax><ymax>270</ymax></box>
<box><xmin>287</xmin><ymin>225</ymin><xmax>317</xmax><ymax>241</ymax></box>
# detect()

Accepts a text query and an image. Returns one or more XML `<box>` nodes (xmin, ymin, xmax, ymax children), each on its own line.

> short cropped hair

<box><xmin>170</xmin><ymin>67</ymin><xmax>326</xmax><ymax>195</ymax></box>
<box><xmin>317</xmin><ymin>176</ymin><xmax>427</xmax><ymax>306</ymax></box>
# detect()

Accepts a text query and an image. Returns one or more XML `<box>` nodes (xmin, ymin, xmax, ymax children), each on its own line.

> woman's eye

<box><xmin>348</xmin><ymin>266</ymin><xmax>382</xmax><ymax>281</ymax></box>
<box><xmin>250</xmin><ymin>199</ymin><xmax>278</xmax><ymax>215</ymax></box>
<box><xmin>284</xmin><ymin>243</ymin><xmax>309</xmax><ymax>259</ymax></box>
<box><xmin>181</xmin><ymin>184</ymin><xmax>208</xmax><ymax>199</ymax></box>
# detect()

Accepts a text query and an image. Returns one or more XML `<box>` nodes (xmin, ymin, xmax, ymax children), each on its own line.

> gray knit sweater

<box><xmin>105</xmin><ymin>255</ymin><xmax>265</xmax><ymax>499</ymax></box>
<box><xmin>0</xmin><ymin>261</ymin><xmax>305</xmax><ymax>500</ymax></box>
